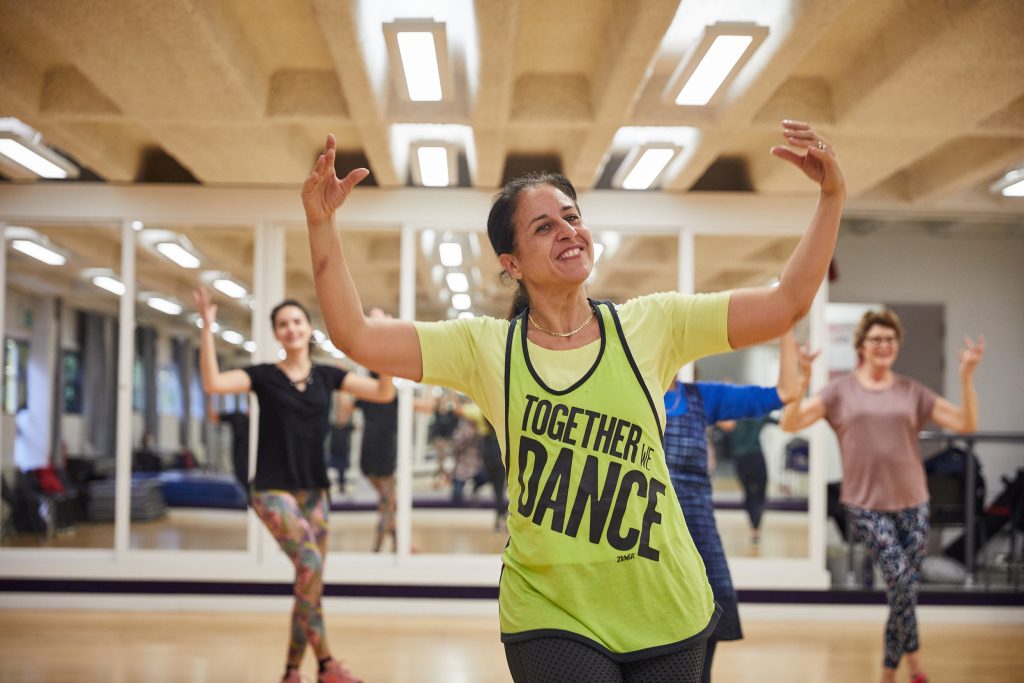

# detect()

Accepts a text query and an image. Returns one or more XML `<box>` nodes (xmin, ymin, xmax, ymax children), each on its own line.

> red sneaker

<box><xmin>910</xmin><ymin>674</ymin><xmax>928</xmax><ymax>683</ymax></box>
<box><xmin>319</xmin><ymin>659</ymin><xmax>362</xmax><ymax>683</ymax></box>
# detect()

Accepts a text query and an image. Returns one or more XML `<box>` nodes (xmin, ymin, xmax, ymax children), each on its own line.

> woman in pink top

<box><xmin>781</xmin><ymin>309</ymin><xmax>984</xmax><ymax>683</ymax></box>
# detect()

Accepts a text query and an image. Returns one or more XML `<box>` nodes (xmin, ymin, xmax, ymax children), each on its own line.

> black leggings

<box><xmin>735</xmin><ymin>453</ymin><xmax>767</xmax><ymax>530</ymax></box>
<box><xmin>505</xmin><ymin>637</ymin><xmax>706</xmax><ymax>683</ymax></box>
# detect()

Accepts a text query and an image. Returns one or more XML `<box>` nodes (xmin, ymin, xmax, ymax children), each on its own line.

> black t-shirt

<box><xmin>244</xmin><ymin>363</ymin><xmax>347</xmax><ymax>490</ymax></box>
<box><xmin>356</xmin><ymin>395</ymin><xmax>398</xmax><ymax>476</ymax></box>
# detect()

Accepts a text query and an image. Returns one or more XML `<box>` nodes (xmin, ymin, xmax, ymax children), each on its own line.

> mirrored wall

<box><xmin>129</xmin><ymin>224</ymin><xmax>255</xmax><ymax>551</ymax></box>
<box><xmin>694</xmin><ymin>233</ymin><xmax>809</xmax><ymax>559</ymax></box>
<box><xmin>2</xmin><ymin>222</ymin><xmax>122</xmax><ymax>549</ymax></box>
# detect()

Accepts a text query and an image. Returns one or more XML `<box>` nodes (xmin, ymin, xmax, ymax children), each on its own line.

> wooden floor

<box><xmin>0</xmin><ymin>610</ymin><xmax>1021</xmax><ymax>683</ymax></box>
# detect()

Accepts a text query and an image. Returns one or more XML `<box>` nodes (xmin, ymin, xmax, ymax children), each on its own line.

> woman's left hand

<box><xmin>770</xmin><ymin>120</ymin><xmax>845</xmax><ymax>196</ymax></box>
<box><xmin>958</xmin><ymin>335</ymin><xmax>985</xmax><ymax>378</ymax></box>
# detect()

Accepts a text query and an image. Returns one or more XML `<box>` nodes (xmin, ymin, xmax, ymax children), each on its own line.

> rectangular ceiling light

<box><xmin>439</xmin><ymin>241</ymin><xmax>463</xmax><ymax>267</ymax></box>
<box><xmin>220</xmin><ymin>330</ymin><xmax>245</xmax><ymax>345</ymax></box>
<box><xmin>612</xmin><ymin>144</ymin><xmax>681</xmax><ymax>191</ymax></box>
<box><xmin>147</xmin><ymin>297</ymin><xmax>183</xmax><ymax>316</ymax></box>
<box><xmin>445</xmin><ymin>271</ymin><xmax>469</xmax><ymax>293</ymax></box>
<box><xmin>666</xmin><ymin>23</ymin><xmax>769</xmax><ymax>107</ymax></box>
<box><xmin>212</xmin><ymin>277</ymin><xmax>247</xmax><ymax>299</ymax></box>
<box><xmin>991</xmin><ymin>168</ymin><xmax>1024</xmax><ymax>197</ymax></box>
<box><xmin>397</xmin><ymin>32</ymin><xmax>443</xmax><ymax>101</ymax></box>
<box><xmin>92</xmin><ymin>275</ymin><xmax>126</xmax><ymax>296</ymax></box>
<box><xmin>11</xmin><ymin>239</ymin><xmax>67</xmax><ymax>266</ymax></box>
<box><xmin>451</xmin><ymin>293</ymin><xmax>472</xmax><ymax>310</ymax></box>
<box><xmin>0</xmin><ymin>118</ymin><xmax>79</xmax><ymax>180</ymax></box>
<box><xmin>416</xmin><ymin>145</ymin><xmax>451</xmax><ymax>187</ymax></box>
<box><xmin>156</xmin><ymin>241</ymin><xmax>200</xmax><ymax>269</ymax></box>
<box><xmin>384</xmin><ymin>20</ymin><xmax>451</xmax><ymax>103</ymax></box>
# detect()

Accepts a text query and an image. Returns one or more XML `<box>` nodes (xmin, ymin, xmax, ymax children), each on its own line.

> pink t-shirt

<box><xmin>820</xmin><ymin>373</ymin><xmax>937</xmax><ymax>511</ymax></box>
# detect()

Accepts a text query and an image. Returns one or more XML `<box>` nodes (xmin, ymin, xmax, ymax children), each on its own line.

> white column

<box><xmin>395</xmin><ymin>224</ymin><xmax>416</xmax><ymax>559</ymax></box>
<box><xmin>114</xmin><ymin>220</ymin><xmax>136</xmax><ymax>556</ymax></box>
<box><xmin>807</xmin><ymin>279</ymin><xmax>830</xmax><ymax>578</ymax></box>
<box><xmin>676</xmin><ymin>228</ymin><xmax>695</xmax><ymax>382</ymax></box>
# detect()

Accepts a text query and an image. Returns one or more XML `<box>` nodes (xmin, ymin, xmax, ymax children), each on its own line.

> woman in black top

<box><xmin>195</xmin><ymin>288</ymin><xmax>394</xmax><ymax>683</ymax></box>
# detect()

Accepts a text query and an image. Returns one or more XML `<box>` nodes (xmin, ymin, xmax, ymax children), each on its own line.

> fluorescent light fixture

<box><xmin>242</xmin><ymin>341</ymin><xmax>257</xmax><ymax>353</ymax></box>
<box><xmin>383</xmin><ymin>20</ymin><xmax>452</xmax><ymax>103</ymax></box>
<box><xmin>397</xmin><ymin>32</ymin><xmax>443</xmax><ymax>101</ymax></box>
<box><xmin>445</xmin><ymin>271</ymin><xmax>469</xmax><ymax>293</ymax></box>
<box><xmin>92</xmin><ymin>275</ymin><xmax>126</xmax><ymax>296</ymax></box>
<box><xmin>131</xmin><ymin>220</ymin><xmax>145</xmax><ymax>231</ymax></box>
<box><xmin>146</xmin><ymin>296</ymin><xmax>183</xmax><ymax>316</ymax></box>
<box><xmin>0</xmin><ymin>118</ymin><xmax>79</xmax><ymax>180</ymax></box>
<box><xmin>613</xmin><ymin>144</ymin><xmax>681</xmax><ymax>190</ymax></box>
<box><xmin>991</xmin><ymin>167</ymin><xmax>1024</xmax><ymax>197</ymax></box>
<box><xmin>155</xmin><ymin>241</ymin><xmax>200</xmax><ymax>269</ymax></box>
<box><xmin>593</xmin><ymin>243</ymin><xmax>606</xmax><ymax>263</ymax></box>
<box><xmin>439</xmin><ymin>241</ymin><xmax>463</xmax><ymax>267</ymax></box>
<box><xmin>451</xmin><ymin>293</ymin><xmax>472</xmax><ymax>310</ymax></box>
<box><xmin>194</xmin><ymin>318</ymin><xmax>221</xmax><ymax>333</ymax></box>
<box><xmin>416</xmin><ymin>145</ymin><xmax>452</xmax><ymax>187</ymax></box>
<box><xmin>457</xmin><ymin>311</ymin><xmax>475</xmax><ymax>319</ymax></box>
<box><xmin>11</xmin><ymin>239</ymin><xmax>67</xmax><ymax>266</ymax></box>
<box><xmin>212</xmin><ymin>277</ymin><xmax>247</xmax><ymax>299</ymax></box>
<box><xmin>312</xmin><ymin>329</ymin><xmax>327</xmax><ymax>344</ymax></box>
<box><xmin>220</xmin><ymin>330</ymin><xmax>245</xmax><ymax>345</ymax></box>
<box><xmin>665</xmin><ymin>23</ymin><xmax>769</xmax><ymax>107</ymax></box>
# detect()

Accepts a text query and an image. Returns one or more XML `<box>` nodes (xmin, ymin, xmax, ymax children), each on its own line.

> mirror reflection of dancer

<box><xmin>355</xmin><ymin>369</ymin><xmax>398</xmax><ymax>553</ymax></box>
<box><xmin>781</xmin><ymin>309</ymin><xmax>984</xmax><ymax>683</ymax></box>
<box><xmin>301</xmin><ymin>120</ymin><xmax>844</xmax><ymax>682</ymax></box>
<box><xmin>194</xmin><ymin>288</ymin><xmax>395</xmax><ymax>683</ymax></box>
<box><xmin>664</xmin><ymin>332</ymin><xmax>807</xmax><ymax>682</ymax></box>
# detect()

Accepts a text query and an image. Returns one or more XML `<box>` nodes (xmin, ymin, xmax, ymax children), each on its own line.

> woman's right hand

<box><xmin>797</xmin><ymin>340</ymin><xmax>820</xmax><ymax>383</ymax></box>
<box><xmin>301</xmin><ymin>134</ymin><xmax>370</xmax><ymax>226</ymax></box>
<box><xmin>193</xmin><ymin>286</ymin><xmax>217</xmax><ymax>330</ymax></box>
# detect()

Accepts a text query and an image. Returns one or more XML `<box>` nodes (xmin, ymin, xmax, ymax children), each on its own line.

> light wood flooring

<box><xmin>0</xmin><ymin>610</ymin><xmax>1020</xmax><ymax>682</ymax></box>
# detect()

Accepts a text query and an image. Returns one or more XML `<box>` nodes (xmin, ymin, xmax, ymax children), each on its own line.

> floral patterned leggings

<box><xmin>847</xmin><ymin>503</ymin><xmax>930</xmax><ymax>669</ymax></box>
<box><xmin>252</xmin><ymin>489</ymin><xmax>331</xmax><ymax>669</ymax></box>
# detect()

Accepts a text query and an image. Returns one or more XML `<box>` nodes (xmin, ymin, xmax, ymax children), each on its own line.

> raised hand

<box><xmin>301</xmin><ymin>134</ymin><xmax>370</xmax><ymax>226</ymax></box>
<box><xmin>770</xmin><ymin>120</ymin><xmax>845</xmax><ymax>196</ymax></box>
<box><xmin>193</xmin><ymin>286</ymin><xmax>217</xmax><ymax>329</ymax></box>
<box><xmin>797</xmin><ymin>341</ymin><xmax>820</xmax><ymax>382</ymax></box>
<box><xmin>958</xmin><ymin>335</ymin><xmax>985</xmax><ymax>378</ymax></box>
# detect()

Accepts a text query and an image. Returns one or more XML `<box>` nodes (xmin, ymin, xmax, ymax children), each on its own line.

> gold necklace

<box><xmin>528</xmin><ymin>308</ymin><xmax>595</xmax><ymax>337</ymax></box>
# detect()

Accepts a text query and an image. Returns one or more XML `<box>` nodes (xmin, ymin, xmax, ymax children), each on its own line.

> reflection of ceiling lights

<box><xmin>384</xmin><ymin>21</ymin><xmax>450</xmax><ymax>102</ymax></box>
<box><xmin>242</xmin><ymin>341</ymin><xmax>257</xmax><ymax>353</ymax></box>
<box><xmin>665</xmin><ymin>23</ymin><xmax>769</xmax><ymax>106</ymax></box>
<box><xmin>457</xmin><ymin>311</ymin><xmax>474</xmax><ymax>319</ymax></box>
<box><xmin>614</xmin><ymin>145</ymin><xmax>681</xmax><ymax>190</ymax></box>
<box><xmin>0</xmin><ymin>118</ymin><xmax>80</xmax><ymax>180</ymax></box>
<box><xmin>155</xmin><ymin>240</ymin><xmax>201</xmax><ymax>269</ymax></box>
<box><xmin>5</xmin><ymin>226</ymin><xmax>69</xmax><ymax>266</ymax></box>
<box><xmin>991</xmin><ymin>167</ymin><xmax>1024</xmax><ymax>197</ymax></box>
<box><xmin>220</xmin><ymin>330</ymin><xmax>245</xmax><ymax>345</ymax></box>
<box><xmin>146</xmin><ymin>296</ymin><xmax>183</xmax><ymax>316</ymax></box>
<box><xmin>451</xmin><ymin>293</ymin><xmax>471</xmax><ymax>310</ymax></box>
<box><xmin>212</xmin><ymin>276</ymin><xmax>247</xmax><ymax>299</ymax></box>
<box><xmin>131</xmin><ymin>220</ymin><xmax>145</xmax><ymax>231</ymax></box>
<box><xmin>445</xmin><ymin>271</ymin><xmax>469</xmax><ymax>293</ymax></box>
<box><xmin>93</xmin><ymin>275</ymin><xmax>126</xmax><ymax>296</ymax></box>
<box><xmin>439</xmin><ymin>241</ymin><xmax>463</xmax><ymax>267</ymax></box>
<box><xmin>412</xmin><ymin>143</ymin><xmax>456</xmax><ymax>187</ymax></box>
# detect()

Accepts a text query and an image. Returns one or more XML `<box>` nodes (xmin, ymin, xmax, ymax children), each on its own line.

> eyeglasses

<box><xmin>864</xmin><ymin>335</ymin><xmax>899</xmax><ymax>346</ymax></box>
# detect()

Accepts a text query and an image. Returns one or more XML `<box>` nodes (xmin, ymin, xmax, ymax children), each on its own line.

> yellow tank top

<box><xmin>500</xmin><ymin>300</ymin><xmax>719</xmax><ymax>658</ymax></box>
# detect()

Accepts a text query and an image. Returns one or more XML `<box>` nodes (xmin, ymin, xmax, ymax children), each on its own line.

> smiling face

<box><xmin>272</xmin><ymin>304</ymin><xmax>312</xmax><ymax>356</ymax></box>
<box><xmin>498</xmin><ymin>184</ymin><xmax>594</xmax><ymax>290</ymax></box>
<box><xmin>858</xmin><ymin>323</ymin><xmax>901</xmax><ymax>371</ymax></box>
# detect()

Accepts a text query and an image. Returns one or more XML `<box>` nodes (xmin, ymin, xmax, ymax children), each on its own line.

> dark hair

<box><xmin>486</xmin><ymin>172</ymin><xmax>580</xmax><ymax>319</ymax></box>
<box><xmin>270</xmin><ymin>299</ymin><xmax>315</xmax><ymax>356</ymax></box>
<box><xmin>854</xmin><ymin>309</ymin><xmax>903</xmax><ymax>359</ymax></box>
<box><xmin>270</xmin><ymin>299</ymin><xmax>312</xmax><ymax>327</ymax></box>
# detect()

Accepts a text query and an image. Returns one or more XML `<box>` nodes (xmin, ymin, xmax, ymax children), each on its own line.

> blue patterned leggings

<box><xmin>847</xmin><ymin>503</ymin><xmax>929</xmax><ymax>669</ymax></box>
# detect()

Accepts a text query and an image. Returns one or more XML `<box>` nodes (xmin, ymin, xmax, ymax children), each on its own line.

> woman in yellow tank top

<box><xmin>300</xmin><ymin>120</ymin><xmax>845</xmax><ymax>682</ymax></box>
